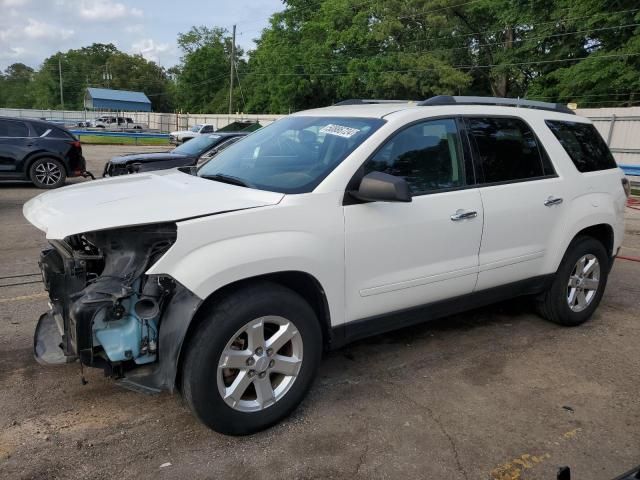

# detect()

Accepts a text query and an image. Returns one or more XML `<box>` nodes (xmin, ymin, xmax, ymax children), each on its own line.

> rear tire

<box><xmin>181</xmin><ymin>282</ymin><xmax>322</xmax><ymax>435</ymax></box>
<box><xmin>29</xmin><ymin>158</ymin><xmax>66</xmax><ymax>189</ymax></box>
<box><xmin>536</xmin><ymin>236</ymin><xmax>609</xmax><ymax>326</ymax></box>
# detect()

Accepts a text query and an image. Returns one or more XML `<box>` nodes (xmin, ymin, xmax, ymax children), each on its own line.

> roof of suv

<box><xmin>1</xmin><ymin>116</ymin><xmax>69</xmax><ymax>129</ymax></box>
<box><xmin>292</xmin><ymin>97</ymin><xmax>583</xmax><ymax>122</ymax></box>
<box><xmin>293</xmin><ymin>102</ymin><xmax>588</xmax><ymax>123</ymax></box>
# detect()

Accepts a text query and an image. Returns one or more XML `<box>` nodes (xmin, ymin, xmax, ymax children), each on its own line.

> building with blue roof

<box><xmin>84</xmin><ymin>88</ymin><xmax>152</xmax><ymax>112</ymax></box>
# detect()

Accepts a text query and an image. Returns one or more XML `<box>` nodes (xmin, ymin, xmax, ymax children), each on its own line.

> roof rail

<box><xmin>417</xmin><ymin>95</ymin><xmax>575</xmax><ymax>115</ymax></box>
<box><xmin>334</xmin><ymin>99</ymin><xmax>414</xmax><ymax>106</ymax></box>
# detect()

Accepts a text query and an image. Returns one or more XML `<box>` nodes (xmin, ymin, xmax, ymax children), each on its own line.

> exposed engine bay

<box><xmin>35</xmin><ymin>224</ymin><xmax>178</xmax><ymax>378</ymax></box>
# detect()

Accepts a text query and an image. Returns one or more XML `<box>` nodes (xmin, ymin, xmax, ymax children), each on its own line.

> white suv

<box><xmin>24</xmin><ymin>96</ymin><xmax>629</xmax><ymax>435</ymax></box>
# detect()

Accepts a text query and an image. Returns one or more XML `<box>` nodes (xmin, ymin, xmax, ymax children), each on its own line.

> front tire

<box><xmin>29</xmin><ymin>158</ymin><xmax>67</xmax><ymax>189</ymax></box>
<box><xmin>536</xmin><ymin>236</ymin><xmax>609</xmax><ymax>326</ymax></box>
<box><xmin>181</xmin><ymin>282</ymin><xmax>322</xmax><ymax>435</ymax></box>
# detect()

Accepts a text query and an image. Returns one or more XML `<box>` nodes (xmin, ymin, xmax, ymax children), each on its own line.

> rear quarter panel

<box><xmin>533</xmin><ymin>112</ymin><xmax>626</xmax><ymax>272</ymax></box>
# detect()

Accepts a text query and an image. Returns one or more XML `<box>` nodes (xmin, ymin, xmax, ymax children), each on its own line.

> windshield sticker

<box><xmin>319</xmin><ymin>124</ymin><xmax>360</xmax><ymax>138</ymax></box>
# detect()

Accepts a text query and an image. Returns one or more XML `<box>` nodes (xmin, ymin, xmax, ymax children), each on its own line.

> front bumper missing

<box><xmin>36</xmin><ymin>238</ymin><xmax>202</xmax><ymax>393</ymax></box>
<box><xmin>33</xmin><ymin>311</ymin><xmax>76</xmax><ymax>366</ymax></box>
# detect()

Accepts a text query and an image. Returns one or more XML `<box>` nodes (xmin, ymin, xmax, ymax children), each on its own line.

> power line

<box><xmin>242</xmin><ymin>8</ymin><xmax>640</xmax><ymax>61</ymax></box>
<box><xmin>245</xmin><ymin>21</ymin><xmax>640</xmax><ymax>72</ymax></box>
<box><xmin>240</xmin><ymin>52</ymin><xmax>640</xmax><ymax>78</ymax></box>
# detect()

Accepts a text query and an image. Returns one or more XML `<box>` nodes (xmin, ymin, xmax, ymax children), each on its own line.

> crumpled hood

<box><xmin>109</xmin><ymin>152</ymin><xmax>191</xmax><ymax>165</ymax></box>
<box><xmin>23</xmin><ymin>169</ymin><xmax>284</xmax><ymax>239</ymax></box>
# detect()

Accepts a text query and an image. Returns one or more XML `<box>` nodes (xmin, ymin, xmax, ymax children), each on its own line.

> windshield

<box><xmin>197</xmin><ymin>116</ymin><xmax>384</xmax><ymax>193</ymax></box>
<box><xmin>172</xmin><ymin>134</ymin><xmax>223</xmax><ymax>155</ymax></box>
<box><xmin>190</xmin><ymin>125</ymin><xmax>202</xmax><ymax>132</ymax></box>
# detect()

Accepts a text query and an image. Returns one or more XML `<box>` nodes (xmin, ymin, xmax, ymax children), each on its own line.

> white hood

<box><xmin>23</xmin><ymin>169</ymin><xmax>284</xmax><ymax>239</ymax></box>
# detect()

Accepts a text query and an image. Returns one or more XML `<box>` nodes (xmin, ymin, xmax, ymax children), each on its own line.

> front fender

<box><xmin>150</xmin><ymin>230</ymin><xmax>339</xmax><ymax>312</ymax></box>
<box><xmin>147</xmin><ymin>198</ymin><xmax>346</xmax><ymax>331</ymax></box>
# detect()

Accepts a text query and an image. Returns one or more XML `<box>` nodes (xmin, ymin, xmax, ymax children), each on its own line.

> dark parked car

<box><xmin>103</xmin><ymin>132</ymin><xmax>248</xmax><ymax>176</ymax></box>
<box><xmin>0</xmin><ymin>116</ymin><xmax>86</xmax><ymax>189</ymax></box>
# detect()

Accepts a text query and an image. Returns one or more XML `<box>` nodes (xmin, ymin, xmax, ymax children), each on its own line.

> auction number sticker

<box><xmin>319</xmin><ymin>124</ymin><xmax>360</xmax><ymax>138</ymax></box>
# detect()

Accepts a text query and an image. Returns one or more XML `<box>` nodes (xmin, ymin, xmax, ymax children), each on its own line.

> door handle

<box><xmin>544</xmin><ymin>196</ymin><xmax>563</xmax><ymax>207</ymax></box>
<box><xmin>450</xmin><ymin>209</ymin><xmax>478</xmax><ymax>221</ymax></box>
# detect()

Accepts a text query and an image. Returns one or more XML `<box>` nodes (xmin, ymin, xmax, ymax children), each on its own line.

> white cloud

<box><xmin>125</xmin><ymin>24</ymin><xmax>144</xmax><ymax>34</ymax></box>
<box><xmin>0</xmin><ymin>46</ymin><xmax>26</xmax><ymax>61</ymax></box>
<box><xmin>131</xmin><ymin>38</ymin><xmax>170</xmax><ymax>64</ymax></box>
<box><xmin>23</xmin><ymin>18</ymin><xmax>74</xmax><ymax>40</ymax></box>
<box><xmin>0</xmin><ymin>0</ymin><xmax>30</xmax><ymax>6</ymax></box>
<box><xmin>78</xmin><ymin>0</ymin><xmax>143</xmax><ymax>21</ymax></box>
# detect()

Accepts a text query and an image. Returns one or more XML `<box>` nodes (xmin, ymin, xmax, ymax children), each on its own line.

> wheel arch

<box><xmin>174</xmin><ymin>270</ymin><xmax>332</xmax><ymax>391</ymax></box>
<box><xmin>548</xmin><ymin>222</ymin><xmax>615</xmax><ymax>277</ymax></box>
<box><xmin>574</xmin><ymin>223</ymin><xmax>614</xmax><ymax>258</ymax></box>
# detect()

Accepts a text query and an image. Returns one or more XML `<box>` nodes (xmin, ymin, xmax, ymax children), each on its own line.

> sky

<box><xmin>0</xmin><ymin>0</ymin><xmax>285</xmax><ymax>71</ymax></box>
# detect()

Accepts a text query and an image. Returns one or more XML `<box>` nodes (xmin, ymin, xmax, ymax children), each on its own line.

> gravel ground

<box><xmin>0</xmin><ymin>145</ymin><xmax>639</xmax><ymax>480</ymax></box>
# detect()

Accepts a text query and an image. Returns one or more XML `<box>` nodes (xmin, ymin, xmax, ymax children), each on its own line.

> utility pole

<box><xmin>228</xmin><ymin>24</ymin><xmax>236</xmax><ymax>115</ymax></box>
<box><xmin>58</xmin><ymin>57</ymin><xmax>64</xmax><ymax>109</ymax></box>
<box><xmin>103</xmin><ymin>65</ymin><xmax>112</xmax><ymax>88</ymax></box>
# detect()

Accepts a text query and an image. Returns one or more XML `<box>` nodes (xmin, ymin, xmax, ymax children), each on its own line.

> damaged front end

<box><xmin>35</xmin><ymin>223</ymin><xmax>193</xmax><ymax>388</ymax></box>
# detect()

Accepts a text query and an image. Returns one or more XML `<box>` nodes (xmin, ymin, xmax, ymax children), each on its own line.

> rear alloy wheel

<box><xmin>181</xmin><ymin>282</ymin><xmax>322</xmax><ymax>435</ymax></box>
<box><xmin>30</xmin><ymin>158</ymin><xmax>66</xmax><ymax>189</ymax></box>
<box><xmin>566</xmin><ymin>254</ymin><xmax>601</xmax><ymax>313</ymax></box>
<box><xmin>536</xmin><ymin>236</ymin><xmax>609</xmax><ymax>326</ymax></box>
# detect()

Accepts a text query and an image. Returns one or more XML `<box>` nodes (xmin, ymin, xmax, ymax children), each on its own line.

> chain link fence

<box><xmin>1</xmin><ymin>106</ymin><xmax>639</xmax><ymax>166</ymax></box>
<box><xmin>0</xmin><ymin>108</ymin><xmax>284</xmax><ymax>133</ymax></box>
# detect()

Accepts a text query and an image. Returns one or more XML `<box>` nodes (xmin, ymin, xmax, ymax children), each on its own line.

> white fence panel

<box><xmin>1</xmin><ymin>106</ymin><xmax>639</xmax><ymax>165</ymax></box>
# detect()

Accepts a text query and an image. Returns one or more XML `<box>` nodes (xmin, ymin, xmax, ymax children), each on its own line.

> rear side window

<box><xmin>47</xmin><ymin>127</ymin><xmax>76</xmax><ymax>140</ymax></box>
<box><xmin>545</xmin><ymin>120</ymin><xmax>617</xmax><ymax>172</ymax></box>
<box><xmin>0</xmin><ymin>119</ymin><xmax>29</xmax><ymax>137</ymax></box>
<box><xmin>467</xmin><ymin>117</ymin><xmax>548</xmax><ymax>183</ymax></box>
<box><xmin>31</xmin><ymin>123</ymin><xmax>49</xmax><ymax>136</ymax></box>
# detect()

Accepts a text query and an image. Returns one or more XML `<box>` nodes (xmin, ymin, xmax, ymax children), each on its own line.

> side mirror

<box><xmin>350</xmin><ymin>171</ymin><xmax>412</xmax><ymax>203</ymax></box>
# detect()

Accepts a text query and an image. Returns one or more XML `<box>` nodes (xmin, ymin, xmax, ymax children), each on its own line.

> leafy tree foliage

<box><xmin>1</xmin><ymin>43</ymin><xmax>174</xmax><ymax>111</ymax></box>
<box><xmin>0</xmin><ymin>63</ymin><xmax>36</xmax><ymax>108</ymax></box>
<box><xmin>1</xmin><ymin>1</ymin><xmax>638</xmax><ymax>113</ymax></box>
<box><xmin>241</xmin><ymin>0</ymin><xmax>640</xmax><ymax>112</ymax></box>
<box><xmin>173</xmin><ymin>26</ymin><xmax>246</xmax><ymax>113</ymax></box>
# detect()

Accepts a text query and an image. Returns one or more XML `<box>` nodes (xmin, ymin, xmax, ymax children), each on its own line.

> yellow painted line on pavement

<box><xmin>0</xmin><ymin>292</ymin><xmax>48</xmax><ymax>303</ymax></box>
<box><xmin>489</xmin><ymin>429</ymin><xmax>582</xmax><ymax>480</ymax></box>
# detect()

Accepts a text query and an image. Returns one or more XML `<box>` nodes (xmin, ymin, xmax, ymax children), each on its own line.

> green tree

<box><xmin>240</xmin><ymin>0</ymin><xmax>640</xmax><ymax>112</ymax></box>
<box><xmin>174</xmin><ymin>26</ymin><xmax>243</xmax><ymax>113</ymax></box>
<box><xmin>1</xmin><ymin>43</ymin><xmax>175</xmax><ymax>111</ymax></box>
<box><xmin>243</xmin><ymin>0</ymin><xmax>472</xmax><ymax>113</ymax></box>
<box><xmin>1</xmin><ymin>63</ymin><xmax>36</xmax><ymax>108</ymax></box>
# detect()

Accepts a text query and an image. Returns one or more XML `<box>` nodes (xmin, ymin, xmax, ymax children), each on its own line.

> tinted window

<box><xmin>172</xmin><ymin>134</ymin><xmax>223</xmax><ymax>155</ymax></box>
<box><xmin>0</xmin><ymin>119</ymin><xmax>29</xmax><ymax>137</ymax></box>
<box><xmin>47</xmin><ymin>127</ymin><xmax>75</xmax><ymax>140</ymax></box>
<box><xmin>201</xmin><ymin>125</ymin><xmax>214</xmax><ymax>133</ymax></box>
<box><xmin>545</xmin><ymin>120</ymin><xmax>617</xmax><ymax>172</ymax></box>
<box><xmin>32</xmin><ymin>123</ymin><xmax>49</xmax><ymax>136</ymax></box>
<box><xmin>364</xmin><ymin>118</ymin><xmax>466</xmax><ymax>194</ymax></box>
<box><xmin>467</xmin><ymin>117</ymin><xmax>546</xmax><ymax>183</ymax></box>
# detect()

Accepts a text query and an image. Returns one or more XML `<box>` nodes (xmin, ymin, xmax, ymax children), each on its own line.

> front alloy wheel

<box><xmin>217</xmin><ymin>316</ymin><xmax>303</xmax><ymax>412</ymax></box>
<box><xmin>181</xmin><ymin>281</ymin><xmax>322</xmax><ymax>435</ymax></box>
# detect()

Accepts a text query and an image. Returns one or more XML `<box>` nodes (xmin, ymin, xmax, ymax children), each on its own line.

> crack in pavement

<box><xmin>391</xmin><ymin>385</ymin><xmax>469</xmax><ymax>480</ymax></box>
